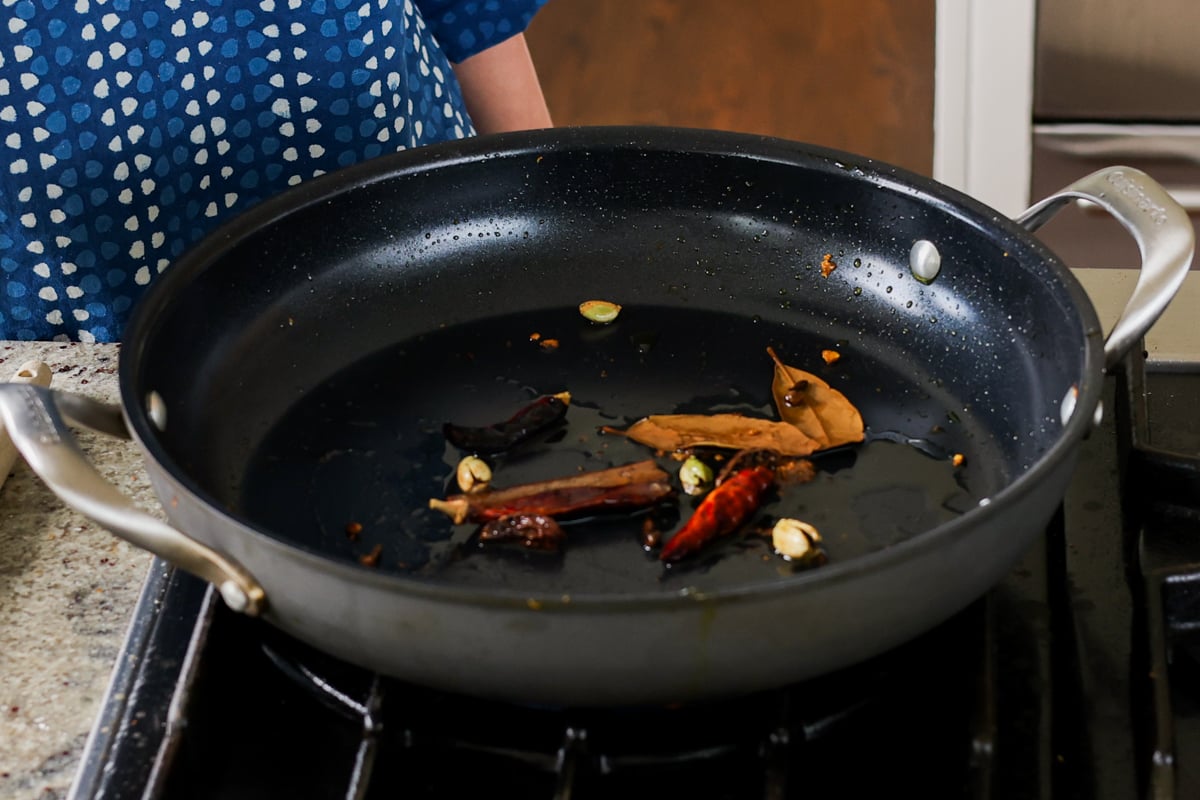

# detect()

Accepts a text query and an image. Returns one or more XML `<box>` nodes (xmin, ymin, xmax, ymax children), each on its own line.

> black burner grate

<box><xmin>148</xmin><ymin>593</ymin><xmax>988</xmax><ymax>800</ymax></box>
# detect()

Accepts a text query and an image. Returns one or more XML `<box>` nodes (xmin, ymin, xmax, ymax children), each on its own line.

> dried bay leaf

<box><xmin>767</xmin><ymin>346</ymin><xmax>864</xmax><ymax>448</ymax></box>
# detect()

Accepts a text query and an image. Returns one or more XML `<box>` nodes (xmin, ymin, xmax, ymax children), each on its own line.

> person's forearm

<box><xmin>453</xmin><ymin>33</ymin><xmax>553</xmax><ymax>134</ymax></box>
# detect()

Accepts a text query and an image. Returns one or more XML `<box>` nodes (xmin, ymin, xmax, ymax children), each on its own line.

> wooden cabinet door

<box><xmin>526</xmin><ymin>0</ymin><xmax>935</xmax><ymax>175</ymax></box>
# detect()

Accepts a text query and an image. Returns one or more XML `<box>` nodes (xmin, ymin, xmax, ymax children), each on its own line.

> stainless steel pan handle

<box><xmin>1016</xmin><ymin>165</ymin><xmax>1195</xmax><ymax>369</ymax></box>
<box><xmin>0</xmin><ymin>384</ymin><xmax>266</xmax><ymax>615</ymax></box>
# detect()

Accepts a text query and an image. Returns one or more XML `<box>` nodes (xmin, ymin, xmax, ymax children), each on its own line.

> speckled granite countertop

<box><xmin>0</xmin><ymin>342</ymin><xmax>156</xmax><ymax>800</ymax></box>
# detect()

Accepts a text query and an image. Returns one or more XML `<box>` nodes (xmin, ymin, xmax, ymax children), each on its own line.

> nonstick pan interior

<box><xmin>235</xmin><ymin>300</ymin><xmax>994</xmax><ymax>595</ymax></box>
<box><xmin>125</xmin><ymin>128</ymin><xmax>1094</xmax><ymax>597</ymax></box>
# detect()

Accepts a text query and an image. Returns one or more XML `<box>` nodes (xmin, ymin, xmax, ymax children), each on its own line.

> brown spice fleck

<box><xmin>539</xmin><ymin>338</ymin><xmax>560</xmax><ymax>351</ymax></box>
<box><xmin>820</xmin><ymin>253</ymin><xmax>837</xmax><ymax>278</ymax></box>
<box><xmin>821</xmin><ymin>349</ymin><xmax>841</xmax><ymax>365</ymax></box>
<box><xmin>775</xmin><ymin>458</ymin><xmax>817</xmax><ymax>484</ymax></box>
<box><xmin>641</xmin><ymin>516</ymin><xmax>661</xmax><ymax>549</ymax></box>
<box><xmin>344</xmin><ymin>521</ymin><xmax>363</xmax><ymax>541</ymax></box>
<box><xmin>359</xmin><ymin>544</ymin><xmax>383</xmax><ymax>567</ymax></box>
<box><xmin>952</xmin><ymin>453</ymin><xmax>966</xmax><ymax>467</ymax></box>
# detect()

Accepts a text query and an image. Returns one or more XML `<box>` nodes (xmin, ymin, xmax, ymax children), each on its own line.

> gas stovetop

<box><xmin>69</xmin><ymin>347</ymin><xmax>1200</xmax><ymax>799</ymax></box>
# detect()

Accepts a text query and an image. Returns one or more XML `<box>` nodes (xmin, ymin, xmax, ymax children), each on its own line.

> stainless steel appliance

<box><xmin>1032</xmin><ymin>0</ymin><xmax>1200</xmax><ymax>267</ymax></box>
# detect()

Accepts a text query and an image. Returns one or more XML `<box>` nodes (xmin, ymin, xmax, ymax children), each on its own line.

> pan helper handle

<box><xmin>1017</xmin><ymin>166</ymin><xmax>1195</xmax><ymax>370</ymax></box>
<box><xmin>0</xmin><ymin>384</ymin><xmax>266</xmax><ymax>616</ymax></box>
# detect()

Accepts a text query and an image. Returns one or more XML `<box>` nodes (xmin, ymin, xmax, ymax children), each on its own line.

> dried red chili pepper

<box><xmin>659</xmin><ymin>465</ymin><xmax>775</xmax><ymax>562</ymax></box>
<box><xmin>443</xmin><ymin>392</ymin><xmax>571</xmax><ymax>455</ymax></box>
<box><xmin>478</xmin><ymin>514</ymin><xmax>566</xmax><ymax>550</ymax></box>
<box><xmin>470</xmin><ymin>482</ymin><xmax>671</xmax><ymax>522</ymax></box>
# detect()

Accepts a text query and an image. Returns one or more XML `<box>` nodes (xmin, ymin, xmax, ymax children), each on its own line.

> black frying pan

<box><xmin>1</xmin><ymin>127</ymin><xmax>1190</xmax><ymax>706</ymax></box>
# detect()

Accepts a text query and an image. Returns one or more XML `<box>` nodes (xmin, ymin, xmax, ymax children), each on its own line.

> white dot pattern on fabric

<box><xmin>0</xmin><ymin>0</ymin><xmax>545</xmax><ymax>341</ymax></box>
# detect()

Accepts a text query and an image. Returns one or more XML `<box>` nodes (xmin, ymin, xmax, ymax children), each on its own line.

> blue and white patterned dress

<box><xmin>0</xmin><ymin>0</ymin><xmax>547</xmax><ymax>341</ymax></box>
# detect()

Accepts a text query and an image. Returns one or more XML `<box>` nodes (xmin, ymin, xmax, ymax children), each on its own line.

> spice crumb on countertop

<box><xmin>0</xmin><ymin>342</ymin><xmax>156</xmax><ymax>800</ymax></box>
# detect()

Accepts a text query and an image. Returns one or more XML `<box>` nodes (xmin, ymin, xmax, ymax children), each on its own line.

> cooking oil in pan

<box><xmin>238</xmin><ymin>303</ymin><xmax>990</xmax><ymax>594</ymax></box>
